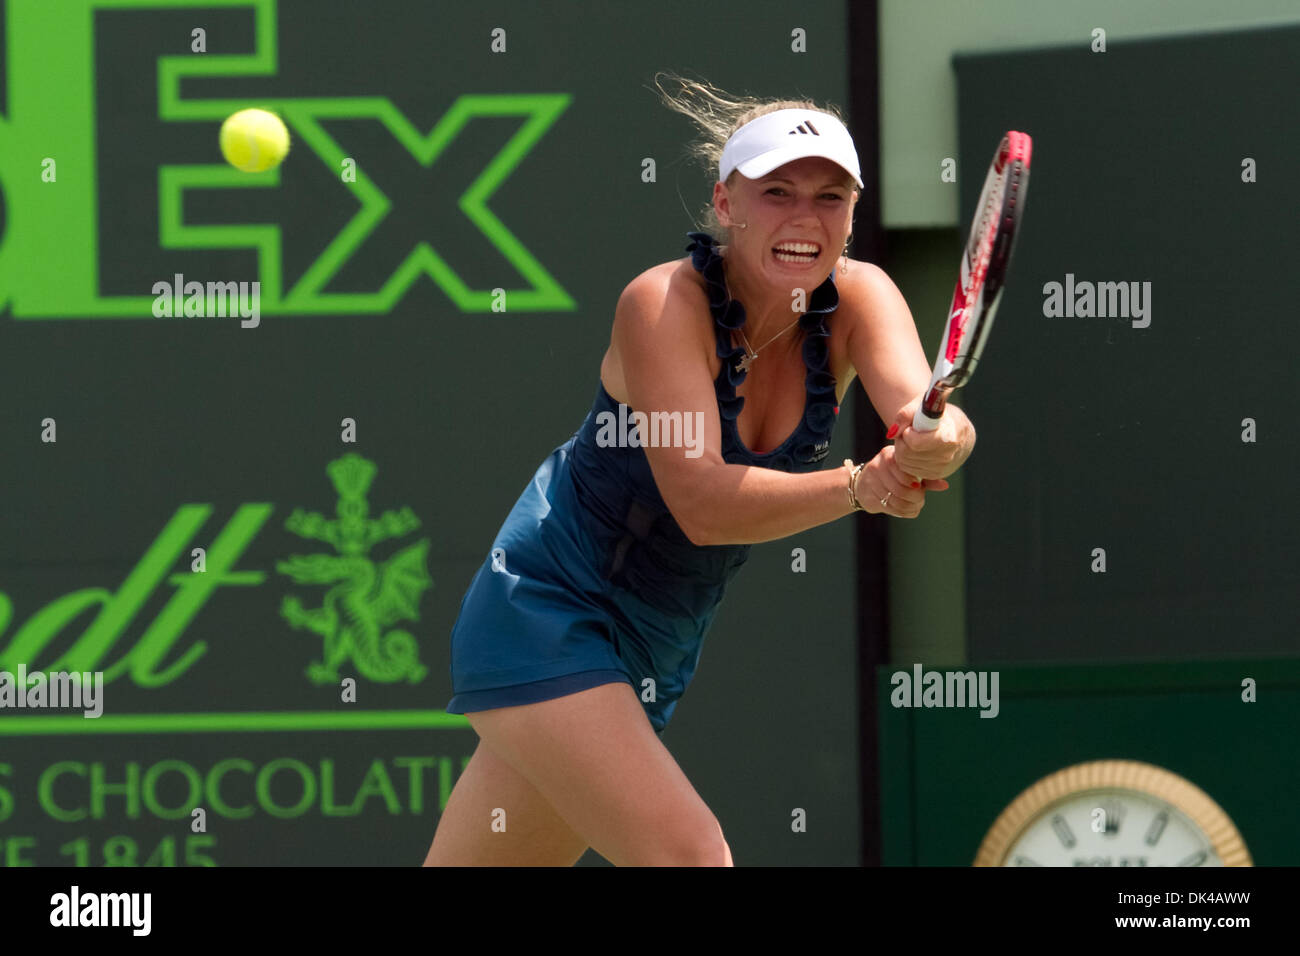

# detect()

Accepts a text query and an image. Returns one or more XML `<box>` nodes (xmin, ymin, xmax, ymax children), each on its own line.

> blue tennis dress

<box><xmin>446</xmin><ymin>231</ymin><xmax>843</xmax><ymax>733</ymax></box>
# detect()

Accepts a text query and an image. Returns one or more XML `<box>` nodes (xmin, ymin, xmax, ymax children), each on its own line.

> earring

<box><xmin>840</xmin><ymin>233</ymin><xmax>853</xmax><ymax>274</ymax></box>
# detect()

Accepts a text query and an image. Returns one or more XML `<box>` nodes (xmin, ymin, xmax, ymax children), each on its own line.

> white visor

<box><xmin>719</xmin><ymin>108</ymin><xmax>863</xmax><ymax>189</ymax></box>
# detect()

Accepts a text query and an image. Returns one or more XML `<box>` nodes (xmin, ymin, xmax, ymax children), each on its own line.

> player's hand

<box><xmin>887</xmin><ymin>398</ymin><xmax>967</xmax><ymax>483</ymax></box>
<box><xmin>858</xmin><ymin>444</ymin><xmax>929</xmax><ymax>518</ymax></box>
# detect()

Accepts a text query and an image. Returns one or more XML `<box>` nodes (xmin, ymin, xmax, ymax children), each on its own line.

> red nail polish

<box><xmin>833</xmin><ymin>405</ymin><xmax>839</xmax><ymax>415</ymax></box>
<box><xmin>886</xmin><ymin>424</ymin><xmax>899</xmax><ymax>439</ymax></box>
<box><xmin>911</xmin><ymin>481</ymin><xmax>920</xmax><ymax>489</ymax></box>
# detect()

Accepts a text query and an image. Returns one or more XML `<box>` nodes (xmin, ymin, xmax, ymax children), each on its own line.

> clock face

<box><xmin>1003</xmin><ymin>789</ymin><xmax>1220</xmax><ymax>867</ymax></box>
<box><xmin>974</xmin><ymin>760</ymin><xmax>1252</xmax><ymax>867</ymax></box>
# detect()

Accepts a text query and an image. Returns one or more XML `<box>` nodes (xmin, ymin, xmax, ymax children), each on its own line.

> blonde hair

<box><xmin>650</xmin><ymin>71</ymin><xmax>856</xmax><ymax>244</ymax></box>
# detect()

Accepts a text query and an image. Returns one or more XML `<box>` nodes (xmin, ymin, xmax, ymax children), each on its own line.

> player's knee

<box><xmin>684</xmin><ymin>831</ymin><xmax>732</xmax><ymax>867</ymax></box>
<box><xmin>652</xmin><ymin>820</ymin><xmax>731</xmax><ymax>866</ymax></box>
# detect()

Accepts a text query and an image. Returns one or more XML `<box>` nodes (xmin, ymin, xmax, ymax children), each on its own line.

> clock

<box><xmin>973</xmin><ymin>759</ymin><xmax>1252</xmax><ymax>867</ymax></box>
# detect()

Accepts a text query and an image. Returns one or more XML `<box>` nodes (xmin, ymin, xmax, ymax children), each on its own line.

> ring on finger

<box><xmin>880</xmin><ymin>491</ymin><xmax>893</xmax><ymax>508</ymax></box>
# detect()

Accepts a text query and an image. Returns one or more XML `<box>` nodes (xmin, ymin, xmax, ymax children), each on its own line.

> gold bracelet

<box><xmin>843</xmin><ymin>458</ymin><xmax>866</xmax><ymax>511</ymax></box>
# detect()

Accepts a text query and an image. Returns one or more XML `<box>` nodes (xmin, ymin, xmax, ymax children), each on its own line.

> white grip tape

<box><xmin>912</xmin><ymin>405</ymin><xmax>943</xmax><ymax>432</ymax></box>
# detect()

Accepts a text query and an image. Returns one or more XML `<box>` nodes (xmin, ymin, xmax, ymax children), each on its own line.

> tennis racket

<box><xmin>912</xmin><ymin>130</ymin><xmax>1033</xmax><ymax>431</ymax></box>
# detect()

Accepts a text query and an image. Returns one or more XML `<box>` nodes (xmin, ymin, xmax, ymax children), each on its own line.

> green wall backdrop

<box><xmin>0</xmin><ymin>0</ymin><xmax>862</xmax><ymax>866</ymax></box>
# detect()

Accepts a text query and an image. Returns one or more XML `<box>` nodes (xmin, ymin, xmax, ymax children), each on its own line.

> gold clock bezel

<box><xmin>973</xmin><ymin>759</ymin><xmax>1253</xmax><ymax>867</ymax></box>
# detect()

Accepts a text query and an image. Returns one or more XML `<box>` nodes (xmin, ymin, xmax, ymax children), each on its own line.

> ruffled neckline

<box><xmin>683</xmin><ymin>231</ymin><xmax>841</xmax><ymax>467</ymax></box>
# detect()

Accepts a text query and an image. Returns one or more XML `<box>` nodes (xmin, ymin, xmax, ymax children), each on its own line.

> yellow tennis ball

<box><xmin>219</xmin><ymin>108</ymin><xmax>290</xmax><ymax>173</ymax></box>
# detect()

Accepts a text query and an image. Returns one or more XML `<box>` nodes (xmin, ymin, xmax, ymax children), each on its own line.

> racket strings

<box><xmin>945</xmin><ymin>170</ymin><xmax>1007</xmax><ymax>363</ymax></box>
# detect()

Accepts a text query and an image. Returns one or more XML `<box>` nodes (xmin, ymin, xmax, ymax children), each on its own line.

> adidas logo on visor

<box><xmin>788</xmin><ymin>120</ymin><xmax>820</xmax><ymax>135</ymax></box>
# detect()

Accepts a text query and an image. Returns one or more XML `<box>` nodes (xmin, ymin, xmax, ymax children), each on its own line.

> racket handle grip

<box><xmin>912</xmin><ymin>388</ymin><xmax>946</xmax><ymax>432</ymax></box>
<box><xmin>912</xmin><ymin>405</ymin><xmax>943</xmax><ymax>432</ymax></box>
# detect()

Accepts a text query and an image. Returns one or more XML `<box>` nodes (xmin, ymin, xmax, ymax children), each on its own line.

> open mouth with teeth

<box><xmin>772</xmin><ymin>243</ymin><xmax>821</xmax><ymax>263</ymax></box>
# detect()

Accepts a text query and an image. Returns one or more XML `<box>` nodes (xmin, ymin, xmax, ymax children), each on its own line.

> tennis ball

<box><xmin>219</xmin><ymin>108</ymin><xmax>290</xmax><ymax>173</ymax></box>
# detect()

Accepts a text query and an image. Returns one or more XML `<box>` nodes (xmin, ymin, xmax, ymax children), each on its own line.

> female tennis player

<box><xmin>424</xmin><ymin>75</ymin><xmax>975</xmax><ymax>866</ymax></box>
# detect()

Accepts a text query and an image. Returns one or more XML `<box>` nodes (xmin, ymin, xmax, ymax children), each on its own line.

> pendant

<box><xmin>736</xmin><ymin>352</ymin><xmax>755</xmax><ymax>373</ymax></box>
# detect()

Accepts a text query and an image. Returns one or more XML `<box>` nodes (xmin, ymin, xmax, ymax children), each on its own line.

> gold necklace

<box><xmin>722</xmin><ymin>262</ymin><xmax>802</xmax><ymax>373</ymax></box>
<box><xmin>735</xmin><ymin>321</ymin><xmax>801</xmax><ymax>373</ymax></box>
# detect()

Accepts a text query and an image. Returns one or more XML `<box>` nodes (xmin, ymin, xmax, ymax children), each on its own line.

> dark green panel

<box><xmin>880</xmin><ymin>659</ymin><xmax>1300</xmax><ymax>865</ymax></box>
<box><xmin>953</xmin><ymin>27</ymin><xmax>1300</xmax><ymax>661</ymax></box>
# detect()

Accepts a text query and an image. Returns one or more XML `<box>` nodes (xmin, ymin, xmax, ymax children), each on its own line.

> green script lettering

<box><xmin>0</xmin><ymin>504</ymin><xmax>271</xmax><ymax>686</ymax></box>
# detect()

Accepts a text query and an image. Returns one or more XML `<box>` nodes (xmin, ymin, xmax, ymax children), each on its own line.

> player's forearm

<box><xmin>685</xmin><ymin>462</ymin><xmax>856</xmax><ymax>546</ymax></box>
